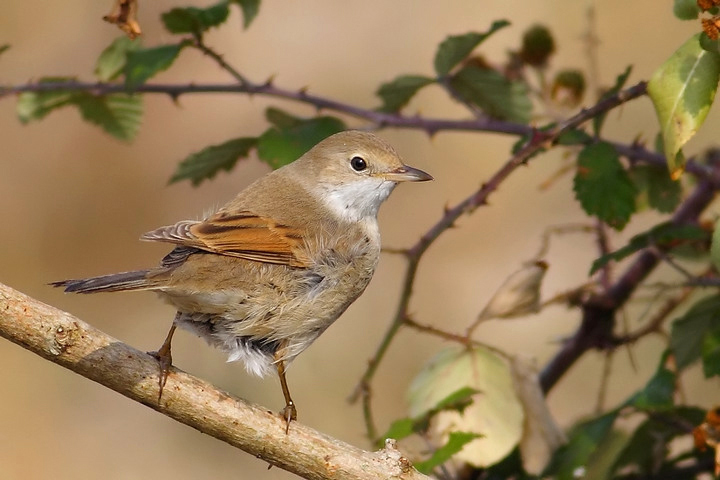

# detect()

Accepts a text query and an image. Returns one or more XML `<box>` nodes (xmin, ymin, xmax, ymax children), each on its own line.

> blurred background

<box><xmin>1</xmin><ymin>1</ymin><xmax>719</xmax><ymax>478</ymax></box>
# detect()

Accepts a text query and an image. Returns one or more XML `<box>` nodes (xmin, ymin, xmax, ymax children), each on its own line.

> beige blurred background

<box><xmin>1</xmin><ymin>1</ymin><xmax>719</xmax><ymax>479</ymax></box>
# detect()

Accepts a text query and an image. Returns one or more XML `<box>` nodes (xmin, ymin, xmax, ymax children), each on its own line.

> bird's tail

<box><xmin>51</xmin><ymin>270</ymin><xmax>158</xmax><ymax>294</ymax></box>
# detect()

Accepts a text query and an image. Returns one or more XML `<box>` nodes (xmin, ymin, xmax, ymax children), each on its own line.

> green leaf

<box><xmin>125</xmin><ymin>43</ymin><xmax>185</xmax><ymax>89</ymax></box>
<box><xmin>654</xmin><ymin>131</ymin><xmax>665</xmax><ymax>153</ymax></box>
<box><xmin>170</xmin><ymin>137</ymin><xmax>257</xmax><ymax>185</ymax></box>
<box><xmin>265</xmin><ymin>107</ymin><xmax>302</xmax><ymax>129</ymax></box>
<box><xmin>590</xmin><ymin>222</ymin><xmax>707</xmax><ymax>274</ymax></box>
<box><xmin>629</xmin><ymin>165</ymin><xmax>682</xmax><ymax>213</ymax></box>
<box><xmin>700</xmin><ymin>33</ymin><xmax>720</xmax><ymax>54</ymax></box>
<box><xmin>230</xmin><ymin>0</ymin><xmax>260</xmax><ymax>29</ymax></box>
<box><xmin>611</xmin><ymin>418</ymin><xmax>676</xmax><ymax>474</ymax></box>
<box><xmin>670</xmin><ymin>294</ymin><xmax>720</xmax><ymax>370</ymax></box>
<box><xmin>711</xmin><ymin>218</ymin><xmax>720</xmax><ymax>271</ymax></box>
<box><xmin>434</xmin><ymin>20</ymin><xmax>510</xmax><ymax>76</ymax></box>
<box><xmin>408</xmin><ymin>347</ymin><xmax>523</xmax><ymax>467</ymax></box>
<box><xmin>377</xmin><ymin>386</ymin><xmax>479</xmax><ymax>448</ymax></box>
<box><xmin>625</xmin><ymin>357</ymin><xmax>675</xmax><ymax>411</ymax></box>
<box><xmin>581</xmin><ymin>430</ymin><xmax>629</xmax><ymax>480</ymax></box>
<box><xmin>74</xmin><ymin>94</ymin><xmax>143</xmax><ymax>141</ymax></box>
<box><xmin>0</xmin><ymin>44</ymin><xmax>10</xmax><ymax>57</ymax></box>
<box><xmin>544</xmin><ymin>411</ymin><xmax>618</xmax><ymax>480</ymax></box>
<box><xmin>593</xmin><ymin>66</ymin><xmax>632</xmax><ymax>136</ymax></box>
<box><xmin>162</xmin><ymin>2</ymin><xmax>230</xmax><ymax>35</ymax></box>
<box><xmin>648</xmin><ymin>33</ymin><xmax>720</xmax><ymax>179</ymax></box>
<box><xmin>557</xmin><ymin>128</ymin><xmax>592</xmax><ymax>146</ymax></box>
<box><xmin>382</xmin><ymin>418</ymin><xmax>416</xmax><ymax>443</ymax></box>
<box><xmin>17</xmin><ymin>81</ymin><xmax>143</xmax><ymax>141</ymax></box>
<box><xmin>449</xmin><ymin>65</ymin><xmax>532</xmax><ymax>122</ymax></box>
<box><xmin>702</xmin><ymin>322</ymin><xmax>720</xmax><ymax>377</ymax></box>
<box><xmin>95</xmin><ymin>36</ymin><xmax>141</xmax><ymax>81</ymax></box>
<box><xmin>432</xmin><ymin>386</ymin><xmax>479</xmax><ymax>412</ymax></box>
<box><xmin>376</xmin><ymin>75</ymin><xmax>435</xmax><ymax>112</ymax></box>
<box><xmin>610</xmin><ymin>407</ymin><xmax>706</xmax><ymax>476</ymax></box>
<box><xmin>257</xmin><ymin>111</ymin><xmax>345</xmax><ymax>169</ymax></box>
<box><xmin>414</xmin><ymin>432</ymin><xmax>482</xmax><ymax>474</ymax></box>
<box><xmin>573</xmin><ymin>142</ymin><xmax>636</xmax><ymax>230</ymax></box>
<box><xmin>16</xmin><ymin>78</ymin><xmax>77</xmax><ymax>123</ymax></box>
<box><xmin>673</xmin><ymin>0</ymin><xmax>700</xmax><ymax>19</ymax></box>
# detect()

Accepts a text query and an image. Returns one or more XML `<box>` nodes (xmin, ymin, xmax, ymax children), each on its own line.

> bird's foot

<box><xmin>148</xmin><ymin>346</ymin><xmax>172</xmax><ymax>402</ymax></box>
<box><xmin>281</xmin><ymin>401</ymin><xmax>297</xmax><ymax>434</ymax></box>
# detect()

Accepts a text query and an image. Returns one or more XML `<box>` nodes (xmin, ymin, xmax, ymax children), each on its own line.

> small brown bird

<box><xmin>53</xmin><ymin>130</ymin><xmax>432</xmax><ymax>428</ymax></box>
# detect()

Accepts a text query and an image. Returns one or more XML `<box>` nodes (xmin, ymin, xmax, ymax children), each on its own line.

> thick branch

<box><xmin>0</xmin><ymin>282</ymin><xmax>427</xmax><ymax>480</ymax></box>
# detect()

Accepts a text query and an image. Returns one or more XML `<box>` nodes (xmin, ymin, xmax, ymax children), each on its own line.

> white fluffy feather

<box><xmin>226</xmin><ymin>341</ymin><xmax>274</xmax><ymax>377</ymax></box>
<box><xmin>321</xmin><ymin>178</ymin><xmax>396</xmax><ymax>222</ymax></box>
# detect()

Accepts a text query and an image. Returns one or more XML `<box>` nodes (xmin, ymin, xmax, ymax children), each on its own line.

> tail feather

<box><xmin>51</xmin><ymin>270</ymin><xmax>156</xmax><ymax>294</ymax></box>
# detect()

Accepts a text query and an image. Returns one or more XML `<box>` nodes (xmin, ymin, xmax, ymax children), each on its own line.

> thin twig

<box><xmin>534</xmin><ymin>223</ymin><xmax>596</xmax><ymax>259</ymax></box>
<box><xmin>595</xmin><ymin>219</ymin><xmax>612</xmax><ymax>289</ymax></box>
<box><xmin>656</xmin><ymin>250</ymin><xmax>697</xmax><ymax>279</ymax></box>
<box><xmin>403</xmin><ymin>317</ymin><xmax>472</xmax><ymax>346</ymax></box>
<box><xmin>616</xmin><ymin>285</ymin><xmax>694</xmax><ymax>345</ymax></box>
<box><xmin>403</xmin><ymin>317</ymin><xmax>512</xmax><ymax>361</ymax></box>
<box><xmin>595</xmin><ymin>350</ymin><xmax>613</xmax><ymax>414</ymax></box>
<box><xmin>583</xmin><ymin>1</ymin><xmax>601</xmax><ymax>102</ymax></box>
<box><xmin>191</xmin><ymin>36</ymin><xmax>250</xmax><ymax>86</ymax></box>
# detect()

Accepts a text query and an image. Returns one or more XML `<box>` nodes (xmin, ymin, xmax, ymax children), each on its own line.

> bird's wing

<box><xmin>141</xmin><ymin>211</ymin><xmax>312</xmax><ymax>268</ymax></box>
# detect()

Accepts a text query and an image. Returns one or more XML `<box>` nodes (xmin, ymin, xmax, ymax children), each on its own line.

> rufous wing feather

<box><xmin>141</xmin><ymin>212</ymin><xmax>311</xmax><ymax>268</ymax></box>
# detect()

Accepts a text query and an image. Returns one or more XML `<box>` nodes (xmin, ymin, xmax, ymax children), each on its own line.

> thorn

<box><xmin>298</xmin><ymin>85</ymin><xmax>309</xmax><ymax>96</ymax></box>
<box><xmin>631</xmin><ymin>133</ymin><xmax>646</xmax><ymax>148</ymax></box>
<box><xmin>263</xmin><ymin>74</ymin><xmax>276</xmax><ymax>87</ymax></box>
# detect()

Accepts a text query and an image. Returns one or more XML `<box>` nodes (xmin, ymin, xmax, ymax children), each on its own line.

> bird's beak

<box><xmin>382</xmin><ymin>164</ymin><xmax>434</xmax><ymax>182</ymax></box>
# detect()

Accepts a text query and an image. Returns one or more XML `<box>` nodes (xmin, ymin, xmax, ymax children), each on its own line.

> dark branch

<box><xmin>539</xmin><ymin>167</ymin><xmax>720</xmax><ymax>393</ymax></box>
<box><xmin>3</xmin><ymin>79</ymin><xmax>709</xmax><ymax>178</ymax></box>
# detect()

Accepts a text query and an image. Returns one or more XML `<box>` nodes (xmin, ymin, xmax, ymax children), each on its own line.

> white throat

<box><xmin>320</xmin><ymin>178</ymin><xmax>397</xmax><ymax>223</ymax></box>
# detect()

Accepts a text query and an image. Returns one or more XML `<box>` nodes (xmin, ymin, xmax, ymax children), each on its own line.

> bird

<box><xmin>52</xmin><ymin>130</ymin><xmax>432</xmax><ymax>429</ymax></box>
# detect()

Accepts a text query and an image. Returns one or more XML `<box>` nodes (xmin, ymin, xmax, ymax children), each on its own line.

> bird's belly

<box><xmin>155</xmin><ymin>241</ymin><xmax>379</xmax><ymax>372</ymax></box>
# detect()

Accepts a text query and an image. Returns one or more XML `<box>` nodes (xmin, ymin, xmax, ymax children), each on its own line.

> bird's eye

<box><xmin>350</xmin><ymin>156</ymin><xmax>367</xmax><ymax>172</ymax></box>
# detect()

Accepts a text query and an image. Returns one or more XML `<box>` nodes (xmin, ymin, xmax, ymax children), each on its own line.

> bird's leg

<box><xmin>274</xmin><ymin>351</ymin><xmax>297</xmax><ymax>433</ymax></box>
<box><xmin>148</xmin><ymin>315</ymin><xmax>179</xmax><ymax>402</ymax></box>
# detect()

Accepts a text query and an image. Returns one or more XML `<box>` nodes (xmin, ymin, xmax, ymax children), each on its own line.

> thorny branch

<box><xmin>0</xmin><ymin>82</ymin><xmax>712</xmax><ymax>180</ymax></box>
<box><xmin>347</xmin><ymin>78</ymin><xmax>693</xmax><ymax>438</ymax></box>
<box><xmin>540</xmin><ymin>169</ymin><xmax>720</xmax><ymax>392</ymax></box>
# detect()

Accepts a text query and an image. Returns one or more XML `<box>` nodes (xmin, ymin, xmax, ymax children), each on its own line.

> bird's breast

<box><xmin>303</xmin><ymin>218</ymin><xmax>381</xmax><ymax>301</ymax></box>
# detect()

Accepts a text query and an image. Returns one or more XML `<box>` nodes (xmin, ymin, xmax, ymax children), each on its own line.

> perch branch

<box><xmin>0</xmin><ymin>282</ymin><xmax>427</xmax><ymax>480</ymax></box>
